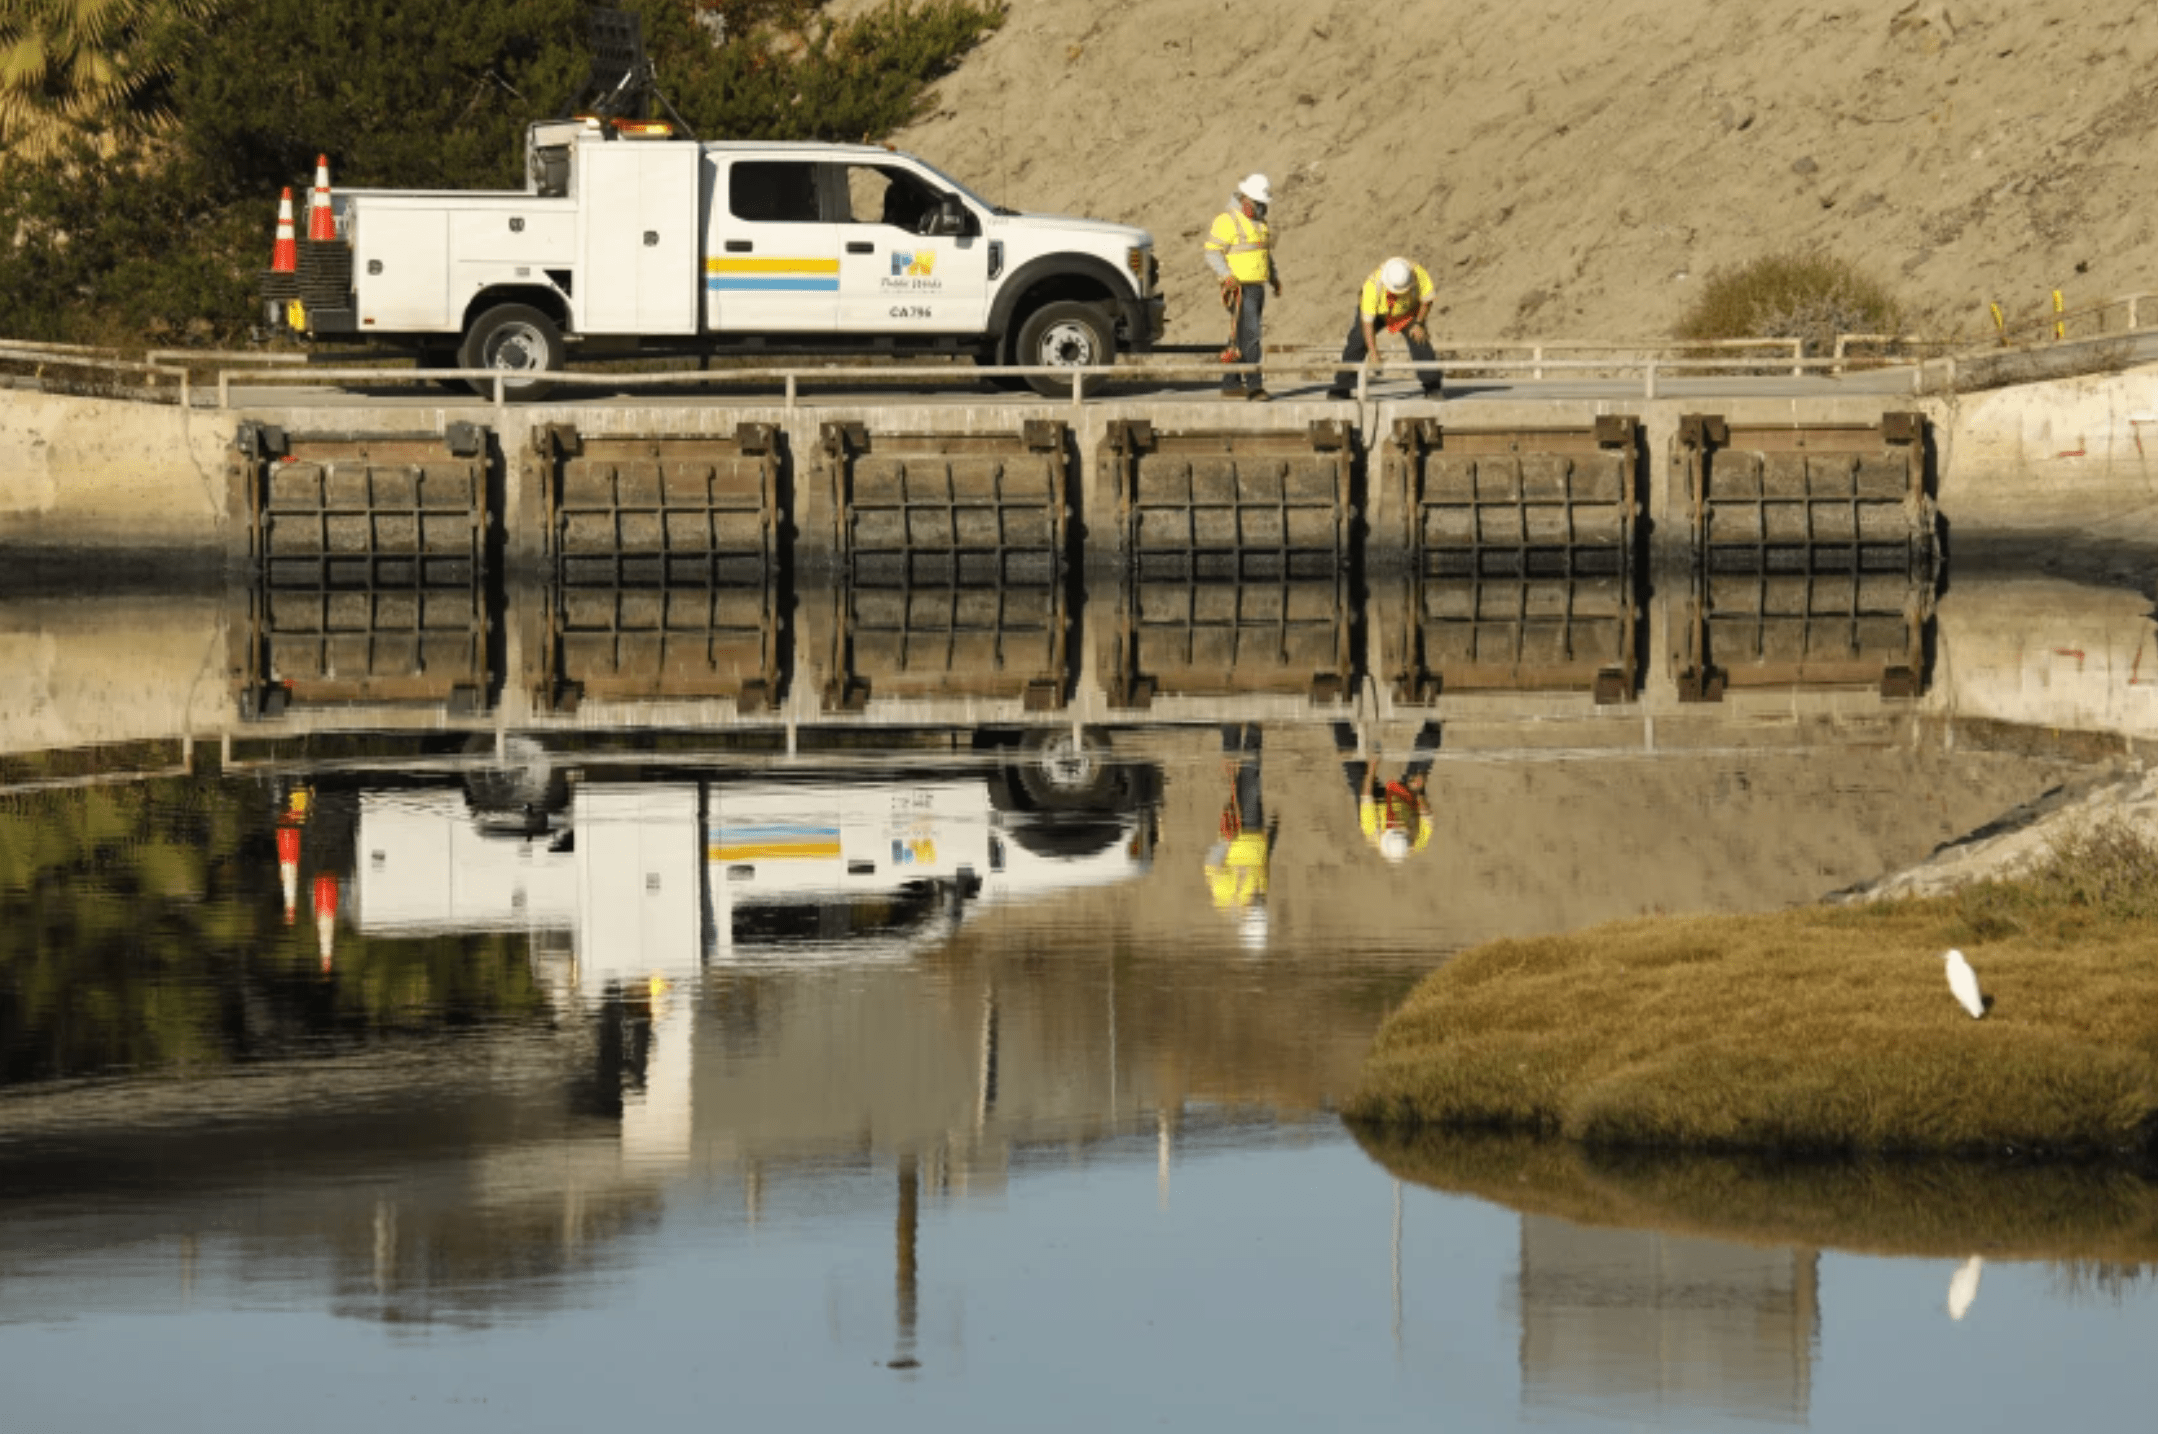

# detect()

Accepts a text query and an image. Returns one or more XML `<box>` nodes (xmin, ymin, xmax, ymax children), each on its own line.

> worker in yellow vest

<box><xmin>1332</xmin><ymin>720</ymin><xmax>1440</xmax><ymax>862</ymax></box>
<box><xmin>1329</xmin><ymin>256</ymin><xmax>1443</xmax><ymax>399</ymax></box>
<box><xmin>1204</xmin><ymin>723</ymin><xmax>1271</xmax><ymax>949</ymax></box>
<box><xmin>1204</xmin><ymin>174</ymin><xmax>1282</xmax><ymax>401</ymax></box>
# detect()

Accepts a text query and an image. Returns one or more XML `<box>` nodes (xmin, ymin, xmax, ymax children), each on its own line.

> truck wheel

<box><xmin>1014</xmin><ymin>726</ymin><xmax>1121</xmax><ymax>809</ymax></box>
<box><xmin>460</xmin><ymin>304</ymin><xmax>563</xmax><ymax>401</ymax></box>
<box><xmin>1016</xmin><ymin>301</ymin><xmax>1112</xmax><ymax>398</ymax></box>
<box><xmin>973</xmin><ymin>346</ymin><xmax>1032</xmax><ymax>392</ymax></box>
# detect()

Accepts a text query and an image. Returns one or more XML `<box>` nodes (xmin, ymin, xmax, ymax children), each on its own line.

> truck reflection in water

<box><xmin>353</xmin><ymin>732</ymin><xmax>1159</xmax><ymax>973</ymax></box>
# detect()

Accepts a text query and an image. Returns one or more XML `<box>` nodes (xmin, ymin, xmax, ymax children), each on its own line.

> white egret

<box><xmin>1944</xmin><ymin>948</ymin><xmax>1986</xmax><ymax>1019</ymax></box>
<box><xmin>1947</xmin><ymin>1255</ymin><xmax>1984</xmax><ymax>1321</ymax></box>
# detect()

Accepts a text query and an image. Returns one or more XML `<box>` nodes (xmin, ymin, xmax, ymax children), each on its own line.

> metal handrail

<box><xmin>212</xmin><ymin>350</ymin><xmax>1928</xmax><ymax>410</ymax></box>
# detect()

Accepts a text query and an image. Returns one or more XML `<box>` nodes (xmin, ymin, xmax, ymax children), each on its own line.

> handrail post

<box><xmin>218</xmin><ymin>371</ymin><xmax>230</xmax><ymax>409</ymax></box>
<box><xmin>2133</xmin><ymin>296</ymin><xmax>2142</xmax><ymax>333</ymax></box>
<box><xmin>1790</xmin><ymin>338</ymin><xmax>1803</xmax><ymax>378</ymax></box>
<box><xmin>785</xmin><ymin>372</ymin><xmax>797</xmax><ymax>413</ymax></box>
<box><xmin>1532</xmin><ymin>345</ymin><xmax>1544</xmax><ymax>381</ymax></box>
<box><xmin>1644</xmin><ymin>360</ymin><xmax>1658</xmax><ymax>401</ymax></box>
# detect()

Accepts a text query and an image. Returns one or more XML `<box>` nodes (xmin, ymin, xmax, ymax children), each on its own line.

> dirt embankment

<box><xmin>894</xmin><ymin>0</ymin><xmax>2158</xmax><ymax>350</ymax></box>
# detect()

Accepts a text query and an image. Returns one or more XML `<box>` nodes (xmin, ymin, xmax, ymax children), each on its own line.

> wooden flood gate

<box><xmin>819</xmin><ymin>421</ymin><xmax>1070</xmax><ymax>711</ymax></box>
<box><xmin>535</xmin><ymin>423</ymin><xmax>782</xmax><ymax>712</ymax></box>
<box><xmin>1100</xmin><ymin>420</ymin><xmax>1354</xmax><ymax>707</ymax></box>
<box><xmin>1381</xmin><ymin>417</ymin><xmax>1637</xmax><ymax>703</ymax></box>
<box><xmin>1676</xmin><ymin>413</ymin><xmax>1933</xmax><ymax>698</ymax></box>
<box><xmin>233</xmin><ymin>422</ymin><xmax>491</xmax><ymax>717</ymax></box>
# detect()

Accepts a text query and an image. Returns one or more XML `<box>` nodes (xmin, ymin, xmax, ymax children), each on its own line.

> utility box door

<box><xmin>354</xmin><ymin>205</ymin><xmax>452</xmax><ymax>331</ymax></box>
<box><xmin>577</xmin><ymin>143</ymin><xmax>701</xmax><ymax>335</ymax></box>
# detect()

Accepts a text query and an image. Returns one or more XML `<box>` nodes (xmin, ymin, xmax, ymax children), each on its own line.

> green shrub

<box><xmin>1675</xmin><ymin>250</ymin><xmax>1902</xmax><ymax>357</ymax></box>
<box><xmin>0</xmin><ymin>0</ymin><xmax>1006</xmax><ymax>346</ymax></box>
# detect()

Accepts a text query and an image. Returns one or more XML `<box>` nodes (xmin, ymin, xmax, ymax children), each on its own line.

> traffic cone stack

<box><xmin>277</xmin><ymin>823</ymin><xmax>302</xmax><ymax>925</ymax></box>
<box><xmin>313</xmin><ymin>873</ymin><xmax>339</xmax><ymax>973</ymax></box>
<box><xmin>296</xmin><ymin>154</ymin><xmax>353</xmax><ymax>316</ymax></box>
<box><xmin>260</xmin><ymin>188</ymin><xmax>300</xmax><ymax>303</ymax></box>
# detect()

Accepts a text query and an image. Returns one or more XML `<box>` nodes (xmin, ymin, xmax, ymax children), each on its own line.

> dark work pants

<box><xmin>1221</xmin><ymin>723</ymin><xmax>1266</xmax><ymax>828</ymax></box>
<box><xmin>1334</xmin><ymin>313</ymin><xmax>1442</xmax><ymax>394</ymax></box>
<box><xmin>1224</xmin><ymin>282</ymin><xmax>1267</xmax><ymax>393</ymax></box>
<box><xmin>1332</xmin><ymin>720</ymin><xmax>1441</xmax><ymax>796</ymax></box>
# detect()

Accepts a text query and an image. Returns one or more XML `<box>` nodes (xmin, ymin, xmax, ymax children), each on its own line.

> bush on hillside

<box><xmin>0</xmin><ymin>0</ymin><xmax>1005</xmax><ymax>346</ymax></box>
<box><xmin>1675</xmin><ymin>250</ymin><xmax>1902</xmax><ymax>357</ymax></box>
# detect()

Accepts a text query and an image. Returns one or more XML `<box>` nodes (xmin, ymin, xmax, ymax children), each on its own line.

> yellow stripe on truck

<box><xmin>710</xmin><ymin>840</ymin><xmax>843</xmax><ymax>861</ymax></box>
<box><xmin>704</xmin><ymin>257</ymin><xmax>841</xmax><ymax>274</ymax></box>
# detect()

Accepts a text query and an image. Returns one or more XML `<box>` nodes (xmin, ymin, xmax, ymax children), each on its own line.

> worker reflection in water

<box><xmin>1205</xmin><ymin>723</ymin><xmax>1272</xmax><ymax>949</ymax></box>
<box><xmin>1329</xmin><ymin>256</ymin><xmax>1442</xmax><ymax>399</ymax></box>
<box><xmin>1334</xmin><ymin>721</ymin><xmax>1440</xmax><ymax>863</ymax></box>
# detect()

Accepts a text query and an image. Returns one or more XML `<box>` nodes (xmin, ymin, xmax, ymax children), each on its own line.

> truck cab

<box><xmin>286</xmin><ymin>120</ymin><xmax>1164</xmax><ymax>399</ymax></box>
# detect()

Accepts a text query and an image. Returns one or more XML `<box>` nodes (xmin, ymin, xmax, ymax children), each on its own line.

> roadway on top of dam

<box><xmin>218</xmin><ymin>367</ymin><xmax>1934</xmax><ymax>411</ymax></box>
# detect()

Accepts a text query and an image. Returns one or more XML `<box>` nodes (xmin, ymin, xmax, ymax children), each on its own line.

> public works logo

<box><xmin>891</xmin><ymin>251</ymin><xmax>936</xmax><ymax>278</ymax></box>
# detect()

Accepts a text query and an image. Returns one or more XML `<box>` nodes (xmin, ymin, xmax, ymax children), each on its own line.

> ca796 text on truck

<box><xmin>265</xmin><ymin>100</ymin><xmax>1164</xmax><ymax>400</ymax></box>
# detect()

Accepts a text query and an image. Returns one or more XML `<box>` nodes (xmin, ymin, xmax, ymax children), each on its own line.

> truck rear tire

<box><xmin>460</xmin><ymin>303</ymin><xmax>563</xmax><ymax>401</ymax></box>
<box><xmin>1016</xmin><ymin>301</ymin><xmax>1112</xmax><ymax>398</ymax></box>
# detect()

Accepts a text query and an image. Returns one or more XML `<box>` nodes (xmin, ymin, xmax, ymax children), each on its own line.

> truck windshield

<box><xmin>905</xmin><ymin>157</ymin><xmax>1014</xmax><ymax>216</ymax></box>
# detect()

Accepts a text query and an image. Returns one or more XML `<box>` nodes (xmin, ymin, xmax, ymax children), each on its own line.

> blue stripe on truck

<box><xmin>705</xmin><ymin>277</ymin><xmax>841</xmax><ymax>292</ymax></box>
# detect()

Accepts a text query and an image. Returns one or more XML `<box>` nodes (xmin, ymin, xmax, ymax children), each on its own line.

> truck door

<box><xmin>704</xmin><ymin>158</ymin><xmax>838</xmax><ymax>334</ymax></box>
<box><xmin>831</xmin><ymin>162</ymin><xmax>991</xmax><ymax>335</ymax></box>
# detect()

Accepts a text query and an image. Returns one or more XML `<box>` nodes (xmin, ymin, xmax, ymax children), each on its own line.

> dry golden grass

<box><xmin>1346</xmin><ymin>821</ymin><xmax>2158</xmax><ymax>1157</ymax></box>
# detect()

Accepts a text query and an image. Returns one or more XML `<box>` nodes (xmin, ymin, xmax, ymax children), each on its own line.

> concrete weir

<box><xmin>0</xmin><ymin>385</ymin><xmax>1955</xmax><ymax>569</ymax></box>
<box><xmin>3</xmin><ymin>368</ymin><xmax>2154</xmax><ymax>730</ymax></box>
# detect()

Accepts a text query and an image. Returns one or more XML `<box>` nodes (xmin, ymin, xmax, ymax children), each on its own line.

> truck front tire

<box><xmin>460</xmin><ymin>303</ymin><xmax>564</xmax><ymax>401</ymax></box>
<box><xmin>1016</xmin><ymin>301</ymin><xmax>1113</xmax><ymax>398</ymax></box>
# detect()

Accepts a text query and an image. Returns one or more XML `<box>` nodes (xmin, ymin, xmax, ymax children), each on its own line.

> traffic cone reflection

<box><xmin>313</xmin><ymin>872</ymin><xmax>339</xmax><ymax>973</ymax></box>
<box><xmin>307</xmin><ymin>154</ymin><xmax>337</xmax><ymax>242</ymax></box>
<box><xmin>277</xmin><ymin>823</ymin><xmax>301</xmax><ymax>925</ymax></box>
<box><xmin>270</xmin><ymin>187</ymin><xmax>298</xmax><ymax>272</ymax></box>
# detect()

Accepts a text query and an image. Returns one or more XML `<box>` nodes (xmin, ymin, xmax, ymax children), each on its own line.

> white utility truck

<box><xmin>273</xmin><ymin>117</ymin><xmax>1165</xmax><ymax>399</ymax></box>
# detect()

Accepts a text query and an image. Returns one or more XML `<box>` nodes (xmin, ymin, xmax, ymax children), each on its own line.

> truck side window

<box><xmin>729</xmin><ymin>161</ymin><xmax>820</xmax><ymax>223</ymax></box>
<box><xmin>840</xmin><ymin>164</ymin><xmax>940</xmax><ymax>233</ymax></box>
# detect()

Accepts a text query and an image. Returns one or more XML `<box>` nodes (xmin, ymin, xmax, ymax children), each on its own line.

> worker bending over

<box><xmin>1329</xmin><ymin>256</ymin><xmax>1442</xmax><ymax>399</ymax></box>
<box><xmin>1332</xmin><ymin>720</ymin><xmax>1440</xmax><ymax>863</ymax></box>
<box><xmin>1204</xmin><ymin>174</ymin><xmax>1281</xmax><ymax>402</ymax></box>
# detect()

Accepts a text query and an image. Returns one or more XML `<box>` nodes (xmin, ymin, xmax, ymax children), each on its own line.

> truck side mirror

<box><xmin>925</xmin><ymin>194</ymin><xmax>969</xmax><ymax>237</ymax></box>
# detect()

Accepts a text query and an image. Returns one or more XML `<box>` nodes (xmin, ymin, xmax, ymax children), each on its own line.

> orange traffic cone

<box><xmin>313</xmin><ymin>872</ymin><xmax>339</xmax><ymax>973</ymax></box>
<box><xmin>277</xmin><ymin>824</ymin><xmax>301</xmax><ymax>925</ymax></box>
<box><xmin>271</xmin><ymin>187</ymin><xmax>299</xmax><ymax>272</ymax></box>
<box><xmin>307</xmin><ymin>154</ymin><xmax>336</xmax><ymax>242</ymax></box>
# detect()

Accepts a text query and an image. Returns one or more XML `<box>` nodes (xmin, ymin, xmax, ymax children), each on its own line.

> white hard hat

<box><xmin>1381</xmin><ymin>257</ymin><xmax>1415</xmax><ymax>293</ymax></box>
<box><xmin>1379</xmin><ymin>829</ymin><xmax>1412</xmax><ymax>863</ymax></box>
<box><xmin>1238</xmin><ymin>173</ymin><xmax>1272</xmax><ymax>206</ymax></box>
<box><xmin>1238</xmin><ymin>905</ymin><xmax>1270</xmax><ymax>950</ymax></box>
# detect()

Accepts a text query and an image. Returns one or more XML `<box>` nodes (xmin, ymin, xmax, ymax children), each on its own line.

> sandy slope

<box><xmin>891</xmin><ymin>0</ymin><xmax>2158</xmax><ymax>350</ymax></box>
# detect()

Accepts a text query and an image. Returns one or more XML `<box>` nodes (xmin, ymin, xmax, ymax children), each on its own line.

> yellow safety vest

<box><xmin>1359</xmin><ymin>262</ymin><xmax>1435</xmax><ymax>322</ymax></box>
<box><xmin>1205</xmin><ymin>833</ymin><xmax>1271</xmax><ymax>907</ymax></box>
<box><xmin>1207</xmin><ymin>209</ymin><xmax>1272</xmax><ymax>284</ymax></box>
